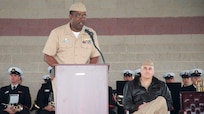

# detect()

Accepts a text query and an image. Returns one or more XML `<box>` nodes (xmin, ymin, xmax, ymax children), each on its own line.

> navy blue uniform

<box><xmin>180</xmin><ymin>84</ymin><xmax>196</xmax><ymax>92</ymax></box>
<box><xmin>0</xmin><ymin>84</ymin><xmax>31</xmax><ymax>114</ymax></box>
<box><xmin>36</xmin><ymin>81</ymin><xmax>55</xmax><ymax>114</ymax></box>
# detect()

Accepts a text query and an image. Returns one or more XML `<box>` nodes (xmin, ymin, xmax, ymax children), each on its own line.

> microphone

<box><xmin>85</xmin><ymin>29</ymin><xmax>105</xmax><ymax>64</ymax></box>
<box><xmin>85</xmin><ymin>29</ymin><xmax>93</xmax><ymax>38</ymax></box>
<box><xmin>85</xmin><ymin>29</ymin><xmax>95</xmax><ymax>43</ymax></box>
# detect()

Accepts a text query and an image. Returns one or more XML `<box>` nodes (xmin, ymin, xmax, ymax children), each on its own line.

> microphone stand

<box><xmin>85</xmin><ymin>29</ymin><xmax>105</xmax><ymax>64</ymax></box>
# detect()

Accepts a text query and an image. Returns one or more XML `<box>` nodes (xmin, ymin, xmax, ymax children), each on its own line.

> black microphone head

<box><xmin>84</xmin><ymin>29</ymin><xmax>89</xmax><ymax>33</ymax></box>
<box><xmin>85</xmin><ymin>29</ymin><xmax>93</xmax><ymax>36</ymax></box>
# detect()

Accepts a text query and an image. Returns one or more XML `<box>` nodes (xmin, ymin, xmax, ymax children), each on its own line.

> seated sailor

<box><xmin>0</xmin><ymin>66</ymin><xmax>31</xmax><ymax>114</ymax></box>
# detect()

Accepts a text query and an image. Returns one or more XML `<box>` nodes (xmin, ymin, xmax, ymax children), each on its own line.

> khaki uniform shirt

<box><xmin>43</xmin><ymin>23</ymin><xmax>100</xmax><ymax>64</ymax></box>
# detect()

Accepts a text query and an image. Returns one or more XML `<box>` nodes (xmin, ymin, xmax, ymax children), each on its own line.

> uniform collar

<box><xmin>65</xmin><ymin>22</ymin><xmax>87</xmax><ymax>35</ymax></box>
<box><xmin>11</xmin><ymin>84</ymin><xmax>19</xmax><ymax>88</ymax></box>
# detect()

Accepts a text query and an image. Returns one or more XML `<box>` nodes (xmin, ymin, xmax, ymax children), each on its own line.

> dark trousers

<box><xmin>109</xmin><ymin>109</ymin><xmax>116</xmax><ymax>114</ymax></box>
<box><xmin>37</xmin><ymin>110</ymin><xmax>55</xmax><ymax>114</ymax></box>
<box><xmin>117</xmin><ymin>106</ymin><xmax>125</xmax><ymax>114</ymax></box>
<box><xmin>0</xmin><ymin>109</ymin><xmax>30</xmax><ymax>114</ymax></box>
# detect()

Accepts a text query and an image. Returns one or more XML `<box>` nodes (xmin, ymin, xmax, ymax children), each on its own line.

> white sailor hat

<box><xmin>48</xmin><ymin>66</ymin><xmax>55</xmax><ymax>77</ymax></box>
<box><xmin>189</xmin><ymin>68</ymin><xmax>203</xmax><ymax>77</ymax></box>
<box><xmin>163</xmin><ymin>72</ymin><xmax>175</xmax><ymax>79</ymax></box>
<box><xmin>48</xmin><ymin>66</ymin><xmax>52</xmax><ymax>74</ymax></box>
<box><xmin>8</xmin><ymin>67</ymin><xmax>23</xmax><ymax>79</ymax></box>
<box><xmin>179</xmin><ymin>70</ymin><xmax>190</xmax><ymax>78</ymax></box>
<box><xmin>122</xmin><ymin>70</ymin><xmax>134</xmax><ymax>77</ymax></box>
<box><xmin>135</xmin><ymin>68</ymin><xmax>141</xmax><ymax>76</ymax></box>
<box><xmin>42</xmin><ymin>74</ymin><xmax>50</xmax><ymax>80</ymax></box>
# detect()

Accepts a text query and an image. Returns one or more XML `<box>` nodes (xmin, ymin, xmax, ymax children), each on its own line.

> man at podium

<box><xmin>42</xmin><ymin>2</ymin><xmax>101</xmax><ymax>111</ymax></box>
<box><xmin>42</xmin><ymin>1</ymin><xmax>100</xmax><ymax>67</ymax></box>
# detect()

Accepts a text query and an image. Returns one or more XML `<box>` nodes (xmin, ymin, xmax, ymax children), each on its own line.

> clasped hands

<box><xmin>4</xmin><ymin>104</ymin><xmax>23</xmax><ymax>114</ymax></box>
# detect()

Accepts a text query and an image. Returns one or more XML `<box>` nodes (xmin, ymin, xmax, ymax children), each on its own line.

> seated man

<box><xmin>116</xmin><ymin>70</ymin><xmax>134</xmax><ymax>114</ymax></box>
<box><xmin>181</xmin><ymin>68</ymin><xmax>203</xmax><ymax>91</ymax></box>
<box><xmin>0</xmin><ymin>67</ymin><xmax>31</xmax><ymax>114</ymax></box>
<box><xmin>123</xmin><ymin>60</ymin><xmax>173</xmax><ymax>114</ymax></box>
<box><xmin>36</xmin><ymin>67</ymin><xmax>55</xmax><ymax>114</ymax></box>
<box><xmin>179</xmin><ymin>70</ymin><xmax>191</xmax><ymax>88</ymax></box>
<box><xmin>122</xmin><ymin>70</ymin><xmax>134</xmax><ymax>81</ymax></box>
<box><xmin>163</xmin><ymin>72</ymin><xmax>175</xmax><ymax>83</ymax></box>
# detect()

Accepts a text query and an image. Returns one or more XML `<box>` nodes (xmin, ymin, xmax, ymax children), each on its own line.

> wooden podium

<box><xmin>55</xmin><ymin>64</ymin><xmax>109</xmax><ymax>114</ymax></box>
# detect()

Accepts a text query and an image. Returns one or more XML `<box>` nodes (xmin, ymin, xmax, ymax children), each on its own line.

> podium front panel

<box><xmin>55</xmin><ymin>64</ymin><xmax>108</xmax><ymax>114</ymax></box>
